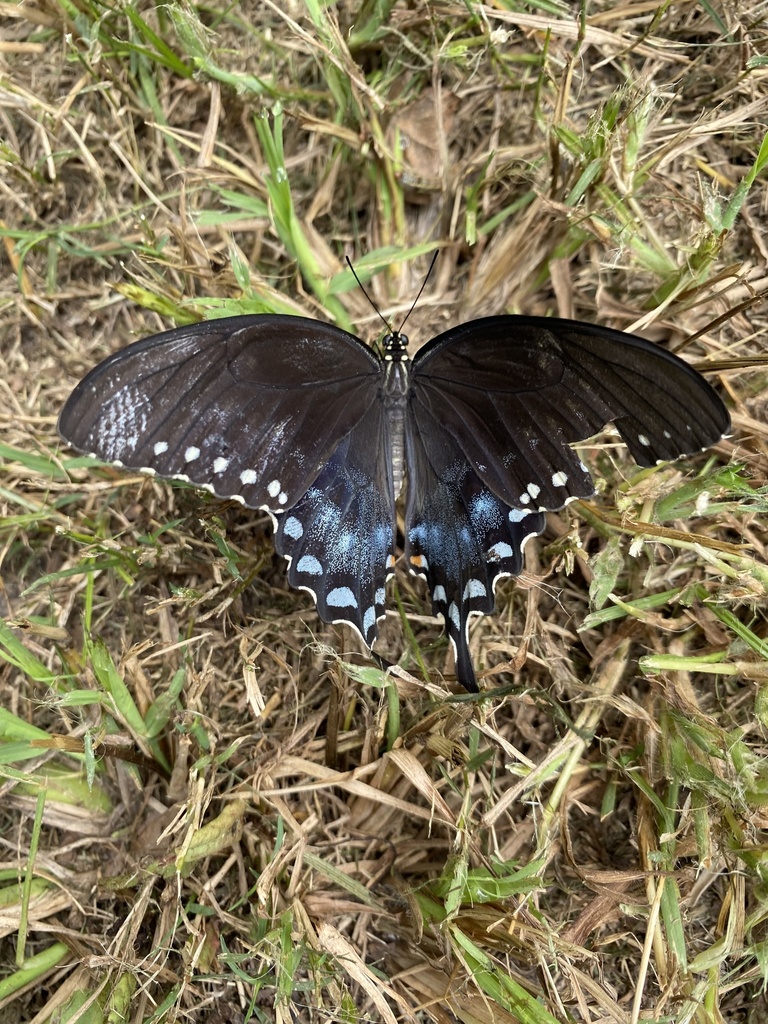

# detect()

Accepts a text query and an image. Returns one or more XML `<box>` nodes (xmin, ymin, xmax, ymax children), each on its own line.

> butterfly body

<box><xmin>59</xmin><ymin>313</ymin><xmax>729</xmax><ymax>691</ymax></box>
<box><xmin>379</xmin><ymin>332</ymin><xmax>411</xmax><ymax>497</ymax></box>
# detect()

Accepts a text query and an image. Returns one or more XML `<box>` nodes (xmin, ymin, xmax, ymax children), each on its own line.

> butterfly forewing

<box><xmin>411</xmin><ymin>317</ymin><xmax>730</xmax><ymax>513</ymax></box>
<box><xmin>58</xmin><ymin>315</ymin><xmax>383</xmax><ymax>513</ymax></box>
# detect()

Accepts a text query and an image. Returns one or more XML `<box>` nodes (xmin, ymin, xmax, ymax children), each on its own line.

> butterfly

<box><xmin>58</xmin><ymin>313</ymin><xmax>730</xmax><ymax>692</ymax></box>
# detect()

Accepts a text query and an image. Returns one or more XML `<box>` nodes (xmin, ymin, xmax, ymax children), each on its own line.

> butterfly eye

<box><xmin>59</xmin><ymin>312</ymin><xmax>729</xmax><ymax>692</ymax></box>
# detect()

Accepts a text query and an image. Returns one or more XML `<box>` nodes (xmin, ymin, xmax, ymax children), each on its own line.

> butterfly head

<box><xmin>382</xmin><ymin>330</ymin><xmax>410</xmax><ymax>362</ymax></box>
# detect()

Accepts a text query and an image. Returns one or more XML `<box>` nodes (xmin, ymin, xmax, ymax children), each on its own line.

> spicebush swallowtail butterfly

<box><xmin>58</xmin><ymin>313</ymin><xmax>729</xmax><ymax>691</ymax></box>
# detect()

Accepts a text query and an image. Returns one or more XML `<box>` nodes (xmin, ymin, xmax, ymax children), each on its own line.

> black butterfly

<box><xmin>58</xmin><ymin>314</ymin><xmax>729</xmax><ymax>691</ymax></box>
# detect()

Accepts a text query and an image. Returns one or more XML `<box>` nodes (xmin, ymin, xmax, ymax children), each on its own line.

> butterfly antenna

<box><xmin>345</xmin><ymin>256</ymin><xmax>392</xmax><ymax>335</ymax></box>
<box><xmin>346</xmin><ymin>251</ymin><xmax>439</xmax><ymax>337</ymax></box>
<box><xmin>397</xmin><ymin>250</ymin><xmax>438</xmax><ymax>336</ymax></box>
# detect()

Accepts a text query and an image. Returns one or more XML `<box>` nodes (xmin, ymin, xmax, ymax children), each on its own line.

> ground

<box><xmin>1</xmin><ymin>2</ymin><xmax>767</xmax><ymax>1022</ymax></box>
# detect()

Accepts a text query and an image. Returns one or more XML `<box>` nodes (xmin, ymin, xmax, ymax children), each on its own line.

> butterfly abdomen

<box><xmin>383</xmin><ymin>357</ymin><xmax>411</xmax><ymax>499</ymax></box>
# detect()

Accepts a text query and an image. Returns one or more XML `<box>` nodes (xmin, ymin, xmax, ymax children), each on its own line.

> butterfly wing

<box><xmin>60</xmin><ymin>313</ymin><xmax>399</xmax><ymax>650</ymax></box>
<box><xmin>411</xmin><ymin>316</ymin><xmax>730</xmax><ymax>513</ymax></box>
<box><xmin>58</xmin><ymin>315</ymin><xmax>384</xmax><ymax>513</ymax></box>
<box><xmin>275</xmin><ymin>400</ymin><xmax>396</xmax><ymax>649</ymax></box>
<box><xmin>404</xmin><ymin>408</ymin><xmax>545</xmax><ymax>691</ymax></box>
<box><xmin>406</xmin><ymin>315</ymin><xmax>729</xmax><ymax>689</ymax></box>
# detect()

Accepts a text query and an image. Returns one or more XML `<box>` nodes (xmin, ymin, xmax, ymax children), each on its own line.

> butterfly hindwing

<box><xmin>404</xmin><ymin>409</ymin><xmax>546</xmax><ymax>691</ymax></box>
<box><xmin>274</xmin><ymin>403</ymin><xmax>397</xmax><ymax>648</ymax></box>
<box><xmin>58</xmin><ymin>315</ymin><xmax>383</xmax><ymax>513</ymax></box>
<box><xmin>411</xmin><ymin>317</ymin><xmax>730</xmax><ymax>513</ymax></box>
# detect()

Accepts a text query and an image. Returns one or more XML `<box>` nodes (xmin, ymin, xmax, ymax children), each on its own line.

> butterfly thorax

<box><xmin>382</xmin><ymin>332</ymin><xmax>411</xmax><ymax>498</ymax></box>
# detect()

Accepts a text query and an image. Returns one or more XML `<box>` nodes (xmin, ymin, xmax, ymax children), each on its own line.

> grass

<box><xmin>1</xmin><ymin>1</ymin><xmax>767</xmax><ymax>1021</ymax></box>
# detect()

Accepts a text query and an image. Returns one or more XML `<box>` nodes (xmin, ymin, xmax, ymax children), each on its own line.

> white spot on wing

<box><xmin>463</xmin><ymin>579</ymin><xmax>486</xmax><ymax>600</ymax></box>
<box><xmin>448</xmin><ymin>602</ymin><xmax>461</xmax><ymax>632</ymax></box>
<box><xmin>551</xmin><ymin>471</ymin><xmax>568</xmax><ymax>487</ymax></box>
<box><xmin>509</xmin><ymin>508</ymin><xmax>532</xmax><ymax>523</ymax></box>
<box><xmin>153</xmin><ymin>441</ymin><xmax>168</xmax><ymax>456</ymax></box>
<box><xmin>527</xmin><ymin>483</ymin><xmax>541</xmax><ymax>499</ymax></box>
<box><xmin>278</xmin><ymin>492</ymin><xmax>288</xmax><ymax>505</ymax></box>
<box><xmin>184</xmin><ymin>446</ymin><xmax>200</xmax><ymax>463</ymax></box>
<box><xmin>638</xmin><ymin>434</ymin><xmax>650</xmax><ymax>446</ymax></box>
<box><xmin>240</xmin><ymin>469</ymin><xmax>257</xmax><ymax>484</ymax></box>
<box><xmin>363</xmin><ymin>606</ymin><xmax>376</xmax><ymax>635</ymax></box>
<box><xmin>487</xmin><ymin>542</ymin><xmax>514</xmax><ymax>561</ymax></box>
<box><xmin>519</xmin><ymin>492</ymin><xmax>531</xmax><ymax>505</ymax></box>
<box><xmin>213</xmin><ymin>457</ymin><xmax>229</xmax><ymax>474</ymax></box>
<box><xmin>327</xmin><ymin>587</ymin><xmax>358</xmax><ymax>609</ymax></box>
<box><xmin>283</xmin><ymin>516</ymin><xmax>303</xmax><ymax>540</ymax></box>
<box><xmin>433</xmin><ymin>585</ymin><xmax>447</xmax><ymax>603</ymax></box>
<box><xmin>296</xmin><ymin>555</ymin><xmax>323</xmax><ymax>575</ymax></box>
<box><xmin>268</xmin><ymin>479</ymin><xmax>281</xmax><ymax>498</ymax></box>
<box><xmin>375</xmin><ymin>587</ymin><xmax>386</xmax><ymax>606</ymax></box>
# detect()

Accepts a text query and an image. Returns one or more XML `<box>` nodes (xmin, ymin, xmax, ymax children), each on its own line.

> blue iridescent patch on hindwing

<box><xmin>404</xmin><ymin>424</ymin><xmax>546</xmax><ymax>692</ymax></box>
<box><xmin>274</xmin><ymin>410</ymin><xmax>397</xmax><ymax>649</ymax></box>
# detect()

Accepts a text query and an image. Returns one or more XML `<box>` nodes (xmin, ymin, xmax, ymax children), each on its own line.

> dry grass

<box><xmin>1</xmin><ymin>1</ymin><xmax>768</xmax><ymax>1021</ymax></box>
